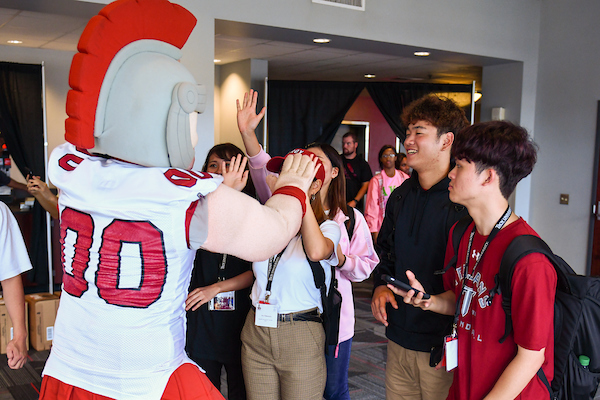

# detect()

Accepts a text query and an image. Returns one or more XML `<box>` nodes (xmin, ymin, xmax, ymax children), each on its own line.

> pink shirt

<box><xmin>248</xmin><ymin>147</ymin><xmax>379</xmax><ymax>342</ymax></box>
<box><xmin>364</xmin><ymin>169</ymin><xmax>409</xmax><ymax>233</ymax></box>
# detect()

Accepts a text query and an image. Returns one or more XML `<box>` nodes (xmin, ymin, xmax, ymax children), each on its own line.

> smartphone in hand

<box><xmin>382</xmin><ymin>274</ymin><xmax>430</xmax><ymax>299</ymax></box>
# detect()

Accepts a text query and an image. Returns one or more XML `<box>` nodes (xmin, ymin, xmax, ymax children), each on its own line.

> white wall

<box><xmin>216</xmin><ymin>59</ymin><xmax>268</xmax><ymax>152</ymax></box>
<box><xmin>530</xmin><ymin>0</ymin><xmax>600</xmax><ymax>273</ymax></box>
<box><xmin>219</xmin><ymin>61</ymin><xmax>250</xmax><ymax>149</ymax></box>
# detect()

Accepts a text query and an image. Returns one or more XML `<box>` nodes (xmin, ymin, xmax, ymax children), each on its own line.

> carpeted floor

<box><xmin>0</xmin><ymin>349</ymin><xmax>46</xmax><ymax>400</ymax></box>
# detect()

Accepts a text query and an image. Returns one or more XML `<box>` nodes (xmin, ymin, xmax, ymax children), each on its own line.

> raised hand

<box><xmin>236</xmin><ymin>89</ymin><xmax>265</xmax><ymax>136</ymax></box>
<box><xmin>221</xmin><ymin>154</ymin><xmax>249</xmax><ymax>192</ymax></box>
<box><xmin>236</xmin><ymin>89</ymin><xmax>265</xmax><ymax>157</ymax></box>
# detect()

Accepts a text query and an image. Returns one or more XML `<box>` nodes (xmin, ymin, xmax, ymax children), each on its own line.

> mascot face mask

<box><xmin>65</xmin><ymin>0</ymin><xmax>206</xmax><ymax>169</ymax></box>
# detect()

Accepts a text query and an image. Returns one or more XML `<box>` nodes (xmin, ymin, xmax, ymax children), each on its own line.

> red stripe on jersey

<box><xmin>185</xmin><ymin>200</ymin><xmax>199</xmax><ymax>248</ymax></box>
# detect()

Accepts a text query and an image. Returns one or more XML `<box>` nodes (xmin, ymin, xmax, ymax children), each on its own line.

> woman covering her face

<box><xmin>236</xmin><ymin>90</ymin><xmax>379</xmax><ymax>400</ymax></box>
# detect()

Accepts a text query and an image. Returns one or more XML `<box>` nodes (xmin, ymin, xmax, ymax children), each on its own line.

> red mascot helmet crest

<box><xmin>65</xmin><ymin>0</ymin><xmax>205</xmax><ymax>169</ymax></box>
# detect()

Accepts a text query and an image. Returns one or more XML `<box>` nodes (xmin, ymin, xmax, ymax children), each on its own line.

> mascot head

<box><xmin>65</xmin><ymin>0</ymin><xmax>206</xmax><ymax>169</ymax></box>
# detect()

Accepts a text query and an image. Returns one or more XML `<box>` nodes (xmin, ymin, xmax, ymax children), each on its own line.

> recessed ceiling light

<box><xmin>364</xmin><ymin>74</ymin><xmax>376</xmax><ymax>79</ymax></box>
<box><xmin>213</xmin><ymin>59</ymin><xmax>221</xmax><ymax>63</ymax></box>
<box><xmin>7</xmin><ymin>40</ymin><xmax>22</xmax><ymax>44</ymax></box>
<box><xmin>313</xmin><ymin>38</ymin><xmax>331</xmax><ymax>44</ymax></box>
<box><xmin>414</xmin><ymin>51</ymin><xmax>430</xmax><ymax>57</ymax></box>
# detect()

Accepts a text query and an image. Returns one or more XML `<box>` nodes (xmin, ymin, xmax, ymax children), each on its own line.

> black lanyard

<box><xmin>264</xmin><ymin>249</ymin><xmax>285</xmax><ymax>303</ymax></box>
<box><xmin>217</xmin><ymin>254</ymin><xmax>228</xmax><ymax>282</ymax></box>
<box><xmin>451</xmin><ymin>205</ymin><xmax>512</xmax><ymax>337</ymax></box>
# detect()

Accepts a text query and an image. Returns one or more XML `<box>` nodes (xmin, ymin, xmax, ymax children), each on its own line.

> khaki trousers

<box><xmin>241</xmin><ymin>309</ymin><xmax>326</xmax><ymax>400</ymax></box>
<box><xmin>386</xmin><ymin>340</ymin><xmax>453</xmax><ymax>400</ymax></box>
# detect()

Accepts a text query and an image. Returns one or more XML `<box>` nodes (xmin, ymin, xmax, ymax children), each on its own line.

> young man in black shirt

<box><xmin>341</xmin><ymin>131</ymin><xmax>372</xmax><ymax>212</ymax></box>
<box><xmin>371</xmin><ymin>95</ymin><xmax>469</xmax><ymax>400</ymax></box>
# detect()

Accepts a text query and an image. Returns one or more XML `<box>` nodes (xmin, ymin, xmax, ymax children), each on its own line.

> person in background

<box><xmin>26</xmin><ymin>175</ymin><xmax>59</xmax><ymax>219</ymax></box>
<box><xmin>0</xmin><ymin>170</ymin><xmax>28</xmax><ymax>192</ymax></box>
<box><xmin>396</xmin><ymin>152</ymin><xmax>410</xmax><ymax>176</ymax></box>
<box><xmin>364</xmin><ymin>145</ymin><xmax>409</xmax><ymax>242</ymax></box>
<box><xmin>394</xmin><ymin>121</ymin><xmax>555</xmax><ymax>400</ymax></box>
<box><xmin>371</xmin><ymin>95</ymin><xmax>469</xmax><ymax>400</ymax></box>
<box><xmin>237</xmin><ymin>89</ymin><xmax>379</xmax><ymax>400</ymax></box>
<box><xmin>0</xmin><ymin>201</ymin><xmax>32</xmax><ymax>370</ymax></box>
<box><xmin>341</xmin><ymin>131</ymin><xmax>372</xmax><ymax>212</ymax></box>
<box><xmin>186</xmin><ymin>143</ymin><xmax>256</xmax><ymax>400</ymax></box>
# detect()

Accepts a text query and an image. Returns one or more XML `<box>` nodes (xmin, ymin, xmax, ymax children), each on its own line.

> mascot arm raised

<box><xmin>194</xmin><ymin>153</ymin><xmax>317</xmax><ymax>261</ymax></box>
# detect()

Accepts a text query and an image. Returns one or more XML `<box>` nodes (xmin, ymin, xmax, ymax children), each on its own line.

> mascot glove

<box><xmin>272</xmin><ymin>153</ymin><xmax>318</xmax><ymax>193</ymax></box>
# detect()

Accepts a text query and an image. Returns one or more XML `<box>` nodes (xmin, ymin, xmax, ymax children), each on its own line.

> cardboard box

<box><xmin>25</xmin><ymin>293</ymin><xmax>60</xmax><ymax>351</ymax></box>
<box><xmin>0</xmin><ymin>299</ymin><xmax>29</xmax><ymax>354</ymax></box>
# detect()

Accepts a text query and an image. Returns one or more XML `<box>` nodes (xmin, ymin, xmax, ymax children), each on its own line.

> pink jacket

<box><xmin>248</xmin><ymin>147</ymin><xmax>379</xmax><ymax>342</ymax></box>
<box><xmin>364</xmin><ymin>169</ymin><xmax>409</xmax><ymax>233</ymax></box>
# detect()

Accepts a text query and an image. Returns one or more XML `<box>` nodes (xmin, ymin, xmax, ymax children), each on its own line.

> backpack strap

<box><xmin>435</xmin><ymin>215</ymin><xmax>473</xmax><ymax>275</ymax></box>
<box><xmin>345</xmin><ymin>206</ymin><xmax>356</xmax><ymax>241</ymax></box>
<box><xmin>496</xmin><ymin>234</ymin><xmax>572</xmax><ymax>343</ymax></box>
<box><xmin>304</xmin><ymin>247</ymin><xmax>339</xmax><ymax>354</ymax></box>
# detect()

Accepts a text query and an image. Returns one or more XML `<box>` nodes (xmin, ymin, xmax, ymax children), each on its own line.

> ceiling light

<box><xmin>414</xmin><ymin>51</ymin><xmax>430</xmax><ymax>57</ymax></box>
<box><xmin>313</xmin><ymin>38</ymin><xmax>331</xmax><ymax>44</ymax></box>
<box><xmin>364</xmin><ymin>74</ymin><xmax>376</xmax><ymax>79</ymax></box>
<box><xmin>213</xmin><ymin>59</ymin><xmax>221</xmax><ymax>63</ymax></box>
<box><xmin>7</xmin><ymin>40</ymin><xmax>22</xmax><ymax>44</ymax></box>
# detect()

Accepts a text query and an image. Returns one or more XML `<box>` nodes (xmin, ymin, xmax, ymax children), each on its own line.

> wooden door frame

<box><xmin>587</xmin><ymin>101</ymin><xmax>600</xmax><ymax>276</ymax></box>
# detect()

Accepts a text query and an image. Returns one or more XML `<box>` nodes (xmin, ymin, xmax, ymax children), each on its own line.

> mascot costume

<box><xmin>39</xmin><ymin>0</ymin><xmax>317</xmax><ymax>399</ymax></box>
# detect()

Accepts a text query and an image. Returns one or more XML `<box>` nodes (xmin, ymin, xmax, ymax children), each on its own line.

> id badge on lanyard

<box><xmin>209</xmin><ymin>254</ymin><xmax>235</xmax><ymax>311</ymax></box>
<box><xmin>255</xmin><ymin>301</ymin><xmax>278</xmax><ymax>328</ymax></box>
<box><xmin>445</xmin><ymin>206</ymin><xmax>512</xmax><ymax>372</ymax></box>
<box><xmin>254</xmin><ymin>250</ymin><xmax>284</xmax><ymax>328</ymax></box>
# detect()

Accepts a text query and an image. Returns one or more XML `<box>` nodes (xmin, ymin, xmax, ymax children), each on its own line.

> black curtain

<box><xmin>267</xmin><ymin>81</ymin><xmax>364</xmax><ymax>155</ymax></box>
<box><xmin>366</xmin><ymin>82</ymin><xmax>472</xmax><ymax>142</ymax></box>
<box><xmin>0</xmin><ymin>62</ymin><xmax>48</xmax><ymax>286</ymax></box>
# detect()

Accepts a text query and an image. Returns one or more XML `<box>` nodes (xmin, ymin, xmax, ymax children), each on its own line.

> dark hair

<box><xmin>452</xmin><ymin>121</ymin><xmax>537</xmax><ymax>199</ymax></box>
<box><xmin>306</xmin><ymin>142</ymin><xmax>348</xmax><ymax>222</ymax></box>
<box><xmin>377</xmin><ymin>144</ymin><xmax>397</xmax><ymax>170</ymax></box>
<box><xmin>342</xmin><ymin>131</ymin><xmax>358</xmax><ymax>142</ymax></box>
<box><xmin>202</xmin><ymin>143</ymin><xmax>256</xmax><ymax>198</ymax></box>
<box><xmin>396</xmin><ymin>152</ymin><xmax>407</xmax><ymax>170</ymax></box>
<box><xmin>401</xmin><ymin>95</ymin><xmax>469</xmax><ymax>138</ymax></box>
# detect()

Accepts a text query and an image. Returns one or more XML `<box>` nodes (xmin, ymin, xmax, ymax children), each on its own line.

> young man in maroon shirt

<box><xmin>390</xmin><ymin>121</ymin><xmax>556</xmax><ymax>400</ymax></box>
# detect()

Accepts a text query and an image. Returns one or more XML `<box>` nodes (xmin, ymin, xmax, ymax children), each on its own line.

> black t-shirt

<box><xmin>373</xmin><ymin>173</ymin><xmax>469</xmax><ymax>352</ymax></box>
<box><xmin>342</xmin><ymin>155</ymin><xmax>373</xmax><ymax>210</ymax></box>
<box><xmin>185</xmin><ymin>249</ymin><xmax>252</xmax><ymax>364</ymax></box>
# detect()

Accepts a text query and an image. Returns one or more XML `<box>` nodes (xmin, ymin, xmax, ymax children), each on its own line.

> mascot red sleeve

<box><xmin>39</xmin><ymin>0</ymin><xmax>316</xmax><ymax>398</ymax></box>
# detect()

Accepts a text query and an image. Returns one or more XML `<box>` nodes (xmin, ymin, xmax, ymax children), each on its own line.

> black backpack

<box><xmin>308</xmin><ymin>258</ymin><xmax>342</xmax><ymax>355</ymax></box>
<box><xmin>448</xmin><ymin>217</ymin><xmax>600</xmax><ymax>400</ymax></box>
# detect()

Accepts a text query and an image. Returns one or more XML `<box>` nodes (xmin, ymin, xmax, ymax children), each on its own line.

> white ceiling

<box><xmin>0</xmin><ymin>1</ymin><xmax>513</xmax><ymax>88</ymax></box>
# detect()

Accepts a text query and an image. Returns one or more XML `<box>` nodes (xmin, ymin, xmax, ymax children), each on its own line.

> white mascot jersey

<box><xmin>43</xmin><ymin>143</ymin><xmax>222</xmax><ymax>399</ymax></box>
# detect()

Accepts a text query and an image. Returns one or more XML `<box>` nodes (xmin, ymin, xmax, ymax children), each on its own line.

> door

<box><xmin>590</xmin><ymin>102</ymin><xmax>600</xmax><ymax>276</ymax></box>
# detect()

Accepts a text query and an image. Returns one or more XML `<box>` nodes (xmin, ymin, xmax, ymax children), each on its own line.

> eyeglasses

<box><xmin>381</xmin><ymin>154</ymin><xmax>397</xmax><ymax>159</ymax></box>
